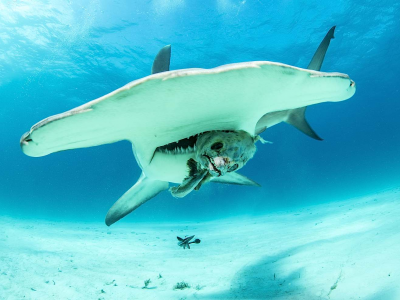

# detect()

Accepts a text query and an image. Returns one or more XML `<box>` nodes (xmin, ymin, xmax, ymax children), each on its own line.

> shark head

<box><xmin>195</xmin><ymin>130</ymin><xmax>257</xmax><ymax>177</ymax></box>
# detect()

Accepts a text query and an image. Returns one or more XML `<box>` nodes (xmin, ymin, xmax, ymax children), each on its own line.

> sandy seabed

<box><xmin>1</xmin><ymin>188</ymin><xmax>400</xmax><ymax>300</ymax></box>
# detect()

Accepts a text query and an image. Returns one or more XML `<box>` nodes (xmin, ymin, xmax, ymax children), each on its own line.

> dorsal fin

<box><xmin>286</xmin><ymin>107</ymin><xmax>322</xmax><ymax>140</ymax></box>
<box><xmin>151</xmin><ymin>45</ymin><xmax>171</xmax><ymax>74</ymax></box>
<box><xmin>307</xmin><ymin>26</ymin><xmax>336</xmax><ymax>71</ymax></box>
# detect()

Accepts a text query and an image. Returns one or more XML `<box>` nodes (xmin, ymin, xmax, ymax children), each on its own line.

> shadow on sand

<box><xmin>198</xmin><ymin>231</ymin><xmax>386</xmax><ymax>300</ymax></box>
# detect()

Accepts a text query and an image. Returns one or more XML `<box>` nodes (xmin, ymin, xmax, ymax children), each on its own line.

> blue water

<box><xmin>1</xmin><ymin>0</ymin><xmax>399</xmax><ymax>223</ymax></box>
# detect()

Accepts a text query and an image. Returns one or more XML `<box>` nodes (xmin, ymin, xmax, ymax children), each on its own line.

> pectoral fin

<box><xmin>285</xmin><ymin>107</ymin><xmax>322</xmax><ymax>140</ymax></box>
<box><xmin>211</xmin><ymin>172</ymin><xmax>261</xmax><ymax>187</ymax></box>
<box><xmin>105</xmin><ymin>173</ymin><xmax>169</xmax><ymax>226</ymax></box>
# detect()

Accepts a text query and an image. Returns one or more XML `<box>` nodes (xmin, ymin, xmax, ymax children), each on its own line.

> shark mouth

<box><xmin>156</xmin><ymin>134</ymin><xmax>198</xmax><ymax>155</ymax></box>
<box><xmin>203</xmin><ymin>154</ymin><xmax>222</xmax><ymax>176</ymax></box>
<box><xmin>156</xmin><ymin>130</ymin><xmax>236</xmax><ymax>155</ymax></box>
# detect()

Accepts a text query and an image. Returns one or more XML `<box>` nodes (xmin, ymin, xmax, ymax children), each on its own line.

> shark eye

<box><xmin>211</xmin><ymin>142</ymin><xmax>223</xmax><ymax>151</ymax></box>
<box><xmin>229</xmin><ymin>164</ymin><xmax>238</xmax><ymax>172</ymax></box>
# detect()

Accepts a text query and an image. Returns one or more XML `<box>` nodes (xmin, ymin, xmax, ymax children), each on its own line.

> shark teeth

<box><xmin>159</xmin><ymin>145</ymin><xmax>196</xmax><ymax>155</ymax></box>
<box><xmin>156</xmin><ymin>132</ymin><xmax>199</xmax><ymax>155</ymax></box>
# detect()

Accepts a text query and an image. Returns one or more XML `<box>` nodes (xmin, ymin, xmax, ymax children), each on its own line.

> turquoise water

<box><xmin>1</xmin><ymin>1</ymin><xmax>400</xmax><ymax>299</ymax></box>
<box><xmin>1</xmin><ymin>0</ymin><xmax>399</xmax><ymax>223</ymax></box>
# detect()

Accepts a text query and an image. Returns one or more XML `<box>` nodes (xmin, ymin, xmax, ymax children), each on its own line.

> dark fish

<box><xmin>177</xmin><ymin>235</ymin><xmax>201</xmax><ymax>249</ymax></box>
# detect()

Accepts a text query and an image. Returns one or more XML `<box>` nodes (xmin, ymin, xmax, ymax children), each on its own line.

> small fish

<box><xmin>177</xmin><ymin>235</ymin><xmax>201</xmax><ymax>249</ymax></box>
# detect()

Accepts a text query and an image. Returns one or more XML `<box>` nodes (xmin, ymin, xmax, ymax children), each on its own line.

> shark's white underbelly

<box><xmin>143</xmin><ymin>151</ymin><xmax>195</xmax><ymax>183</ymax></box>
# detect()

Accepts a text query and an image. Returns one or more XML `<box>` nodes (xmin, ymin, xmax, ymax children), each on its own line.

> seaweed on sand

<box><xmin>174</xmin><ymin>281</ymin><xmax>190</xmax><ymax>290</ymax></box>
